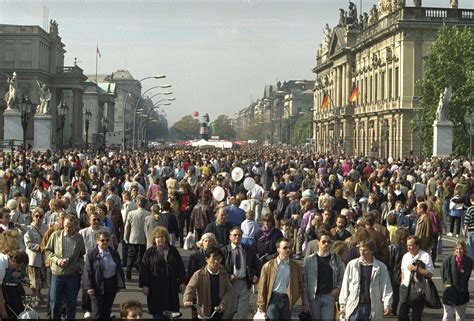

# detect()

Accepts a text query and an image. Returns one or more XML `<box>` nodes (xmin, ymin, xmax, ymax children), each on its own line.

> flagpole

<box><xmin>95</xmin><ymin>44</ymin><xmax>98</xmax><ymax>83</ymax></box>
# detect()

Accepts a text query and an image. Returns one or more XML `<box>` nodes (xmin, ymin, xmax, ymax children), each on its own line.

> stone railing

<box><xmin>402</xmin><ymin>7</ymin><xmax>474</xmax><ymax>22</ymax></box>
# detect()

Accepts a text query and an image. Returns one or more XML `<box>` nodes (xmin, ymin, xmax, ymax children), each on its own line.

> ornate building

<box><xmin>0</xmin><ymin>21</ymin><xmax>87</xmax><ymax>148</ymax></box>
<box><xmin>312</xmin><ymin>0</ymin><xmax>474</xmax><ymax>158</ymax></box>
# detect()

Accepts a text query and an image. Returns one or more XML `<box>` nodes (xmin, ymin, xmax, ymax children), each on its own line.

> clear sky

<box><xmin>0</xmin><ymin>0</ymin><xmax>471</xmax><ymax>125</ymax></box>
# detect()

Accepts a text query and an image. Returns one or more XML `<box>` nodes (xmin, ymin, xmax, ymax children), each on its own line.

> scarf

<box><xmin>258</xmin><ymin>226</ymin><xmax>274</xmax><ymax>242</ymax></box>
<box><xmin>455</xmin><ymin>255</ymin><xmax>463</xmax><ymax>273</ymax></box>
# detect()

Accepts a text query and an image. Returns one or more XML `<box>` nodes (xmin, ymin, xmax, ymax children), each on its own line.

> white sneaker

<box><xmin>456</xmin><ymin>234</ymin><xmax>460</xmax><ymax>238</ymax></box>
<box><xmin>84</xmin><ymin>312</ymin><xmax>92</xmax><ymax>319</ymax></box>
<box><xmin>447</xmin><ymin>232</ymin><xmax>453</xmax><ymax>237</ymax></box>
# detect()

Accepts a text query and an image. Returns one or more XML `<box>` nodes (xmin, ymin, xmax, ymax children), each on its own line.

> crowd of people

<box><xmin>0</xmin><ymin>145</ymin><xmax>472</xmax><ymax>320</ymax></box>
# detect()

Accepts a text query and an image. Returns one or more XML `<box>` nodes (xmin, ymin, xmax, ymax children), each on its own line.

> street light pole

<box><xmin>131</xmin><ymin>87</ymin><xmax>173</xmax><ymax>150</ymax></box>
<box><xmin>121</xmin><ymin>75</ymin><xmax>166</xmax><ymax>151</ymax></box>
<box><xmin>57</xmin><ymin>101</ymin><xmax>69</xmax><ymax>154</ymax></box>
<box><xmin>19</xmin><ymin>95</ymin><xmax>32</xmax><ymax>175</ymax></box>
<box><xmin>84</xmin><ymin>108</ymin><xmax>92</xmax><ymax>150</ymax></box>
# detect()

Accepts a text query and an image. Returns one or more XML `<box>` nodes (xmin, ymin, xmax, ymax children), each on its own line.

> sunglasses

<box><xmin>92</xmin><ymin>218</ymin><xmax>101</xmax><ymax>222</ymax></box>
<box><xmin>34</xmin><ymin>215</ymin><xmax>42</xmax><ymax>218</ymax></box>
<box><xmin>321</xmin><ymin>240</ymin><xmax>332</xmax><ymax>244</ymax></box>
<box><xmin>99</xmin><ymin>239</ymin><xmax>109</xmax><ymax>242</ymax></box>
<box><xmin>282</xmin><ymin>246</ymin><xmax>290</xmax><ymax>250</ymax></box>
<box><xmin>231</xmin><ymin>234</ymin><xmax>242</xmax><ymax>237</ymax></box>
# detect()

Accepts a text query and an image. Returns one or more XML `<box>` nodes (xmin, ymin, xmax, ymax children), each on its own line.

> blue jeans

<box><xmin>349</xmin><ymin>303</ymin><xmax>371</xmax><ymax>321</ymax></box>
<box><xmin>309</xmin><ymin>294</ymin><xmax>335</xmax><ymax>321</ymax></box>
<box><xmin>467</xmin><ymin>232</ymin><xmax>474</xmax><ymax>260</ymax></box>
<box><xmin>266</xmin><ymin>294</ymin><xmax>291</xmax><ymax>320</ymax></box>
<box><xmin>50</xmin><ymin>273</ymin><xmax>81</xmax><ymax>320</ymax></box>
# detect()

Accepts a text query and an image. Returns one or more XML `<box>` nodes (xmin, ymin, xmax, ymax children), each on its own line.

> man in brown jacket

<box><xmin>257</xmin><ymin>237</ymin><xmax>303</xmax><ymax>320</ymax></box>
<box><xmin>415</xmin><ymin>202</ymin><xmax>433</xmax><ymax>252</ymax></box>
<box><xmin>183</xmin><ymin>246</ymin><xmax>233</xmax><ymax>320</ymax></box>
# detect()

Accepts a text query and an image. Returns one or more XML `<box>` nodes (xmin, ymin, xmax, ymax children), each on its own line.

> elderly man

<box><xmin>44</xmin><ymin>214</ymin><xmax>86</xmax><ymax>320</ymax></box>
<box><xmin>222</xmin><ymin>227</ymin><xmax>259</xmax><ymax>319</ymax></box>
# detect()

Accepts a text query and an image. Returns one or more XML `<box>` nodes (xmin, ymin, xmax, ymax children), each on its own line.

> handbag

<box><xmin>423</xmin><ymin>278</ymin><xmax>442</xmax><ymax>309</ymax></box>
<box><xmin>253</xmin><ymin>310</ymin><xmax>267</xmax><ymax>321</ymax></box>
<box><xmin>407</xmin><ymin>272</ymin><xmax>425</xmax><ymax>303</ymax></box>
<box><xmin>437</xmin><ymin>235</ymin><xmax>443</xmax><ymax>256</ymax></box>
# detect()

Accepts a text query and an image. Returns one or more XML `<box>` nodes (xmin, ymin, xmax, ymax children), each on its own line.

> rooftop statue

<box><xmin>435</xmin><ymin>86</ymin><xmax>452</xmax><ymax>122</ymax></box>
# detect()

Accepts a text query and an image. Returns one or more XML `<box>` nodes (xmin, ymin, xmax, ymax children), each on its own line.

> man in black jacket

<box><xmin>221</xmin><ymin>227</ymin><xmax>259</xmax><ymax>319</ymax></box>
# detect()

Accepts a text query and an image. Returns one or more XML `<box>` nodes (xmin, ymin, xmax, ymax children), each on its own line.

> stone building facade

<box><xmin>0</xmin><ymin>21</ymin><xmax>86</xmax><ymax>148</ymax></box>
<box><xmin>312</xmin><ymin>0</ymin><xmax>474</xmax><ymax>158</ymax></box>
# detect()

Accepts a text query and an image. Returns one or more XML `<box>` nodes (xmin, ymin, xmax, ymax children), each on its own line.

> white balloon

<box><xmin>231</xmin><ymin>167</ymin><xmax>244</xmax><ymax>182</ymax></box>
<box><xmin>243</xmin><ymin>177</ymin><xmax>255</xmax><ymax>191</ymax></box>
<box><xmin>212</xmin><ymin>186</ymin><xmax>225</xmax><ymax>201</ymax></box>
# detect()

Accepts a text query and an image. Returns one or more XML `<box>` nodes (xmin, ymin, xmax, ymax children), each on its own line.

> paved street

<box><xmin>26</xmin><ymin>234</ymin><xmax>474</xmax><ymax>320</ymax></box>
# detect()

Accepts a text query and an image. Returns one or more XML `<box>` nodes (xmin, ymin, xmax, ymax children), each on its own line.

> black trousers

<box><xmin>2</xmin><ymin>284</ymin><xmax>25</xmax><ymax>319</ymax></box>
<box><xmin>90</xmin><ymin>276</ymin><xmax>118</xmax><ymax>320</ymax></box>
<box><xmin>127</xmin><ymin>243</ymin><xmax>146</xmax><ymax>275</ymax></box>
<box><xmin>179</xmin><ymin>211</ymin><xmax>191</xmax><ymax>244</ymax></box>
<box><xmin>449</xmin><ymin>216</ymin><xmax>461</xmax><ymax>235</ymax></box>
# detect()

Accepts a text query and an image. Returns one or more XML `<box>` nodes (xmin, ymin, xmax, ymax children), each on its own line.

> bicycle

<box><xmin>7</xmin><ymin>295</ymin><xmax>40</xmax><ymax>320</ymax></box>
<box><xmin>162</xmin><ymin>310</ymin><xmax>182</xmax><ymax>320</ymax></box>
<box><xmin>192</xmin><ymin>304</ymin><xmax>222</xmax><ymax>320</ymax></box>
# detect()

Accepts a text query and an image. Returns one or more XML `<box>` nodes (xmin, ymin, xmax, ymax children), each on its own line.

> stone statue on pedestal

<box><xmin>4</xmin><ymin>72</ymin><xmax>17</xmax><ymax>111</ymax></box>
<box><xmin>322</xmin><ymin>24</ymin><xmax>331</xmax><ymax>53</ymax></box>
<box><xmin>451</xmin><ymin>0</ymin><xmax>458</xmax><ymax>9</ymax></box>
<box><xmin>36</xmin><ymin>80</ymin><xmax>51</xmax><ymax>114</ymax></box>
<box><xmin>435</xmin><ymin>86</ymin><xmax>452</xmax><ymax>122</ymax></box>
<box><xmin>413</xmin><ymin>0</ymin><xmax>422</xmax><ymax>7</ymax></box>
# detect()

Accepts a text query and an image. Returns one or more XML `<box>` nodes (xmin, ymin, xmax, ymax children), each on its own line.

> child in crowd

<box><xmin>120</xmin><ymin>300</ymin><xmax>143</xmax><ymax>320</ymax></box>
<box><xmin>279</xmin><ymin>218</ymin><xmax>291</xmax><ymax>239</ymax></box>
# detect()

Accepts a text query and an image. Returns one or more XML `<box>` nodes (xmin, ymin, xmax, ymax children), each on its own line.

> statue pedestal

<box><xmin>33</xmin><ymin>114</ymin><xmax>53</xmax><ymax>151</ymax></box>
<box><xmin>3</xmin><ymin>110</ymin><xmax>23</xmax><ymax>143</ymax></box>
<box><xmin>433</xmin><ymin>120</ymin><xmax>453</xmax><ymax>157</ymax></box>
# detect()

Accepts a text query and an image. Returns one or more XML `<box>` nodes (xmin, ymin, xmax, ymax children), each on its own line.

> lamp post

<box><xmin>101</xmin><ymin>116</ymin><xmax>109</xmax><ymax>151</ymax></box>
<box><xmin>84</xmin><ymin>108</ymin><xmax>92</xmax><ymax>150</ymax></box>
<box><xmin>57</xmin><ymin>101</ymin><xmax>68</xmax><ymax>154</ymax></box>
<box><xmin>131</xmin><ymin>87</ymin><xmax>173</xmax><ymax>150</ymax></box>
<box><xmin>18</xmin><ymin>95</ymin><xmax>32</xmax><ymax>175</ymax></box>
<box><xmin>465</xmin><ymin>110</ymin><xmax>474</xmax><ymax>158</ymax></box>
<box><xmin>121</xmin><ymin>75</ymin><xmax>166</xmax><ymax>150</ymax></box>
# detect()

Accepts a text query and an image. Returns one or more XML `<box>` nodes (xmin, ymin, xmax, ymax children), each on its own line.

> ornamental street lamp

<box><xmin>101</xmin><ymin>116</ymin><xmax>109</xmax><ymax>151</ymax></box>
<box><xmin>84</xmin><ymin>108</ymin><xmax>92</xmax><ymax>150</ymax></box>
<box><xmin>57</xmin><ymin>101</ymin><xmax>69</xmax><ymax>153</ymax></box>
<box><xmin>122</xmin><ymin>74</ymin><xmax>167</xmax><ymax>150</ymax></box>
<box><xmin>18</xmin><ymin>95</ymin><xmax>32</xmax><ymax>175</ymax></box>
<box><xmin>465</xmin><ymin>110</ymin><xmax>474</xmax><ymax>159</ymax></box>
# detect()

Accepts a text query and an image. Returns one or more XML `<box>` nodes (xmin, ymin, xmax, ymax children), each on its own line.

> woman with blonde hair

<box><xmin>188</xmin><ymin>232</ymin><xmax>217</xmax><ymax>279</ymax></box>
<box><xmin>139</xmin><ymin>226</ymin><xmax>186</xmax><ymax>319</ymax></box>
<box><xmin>441</xmin><ymin>239</ymin><xmax>472</xmax><ymax>321</ymax></box>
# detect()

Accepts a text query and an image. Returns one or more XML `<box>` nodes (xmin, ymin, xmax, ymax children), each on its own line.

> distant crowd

<box><xmin>0</xmin><ymin>146</ymin><xmax>472</xmax><ymax>320</ymax></box>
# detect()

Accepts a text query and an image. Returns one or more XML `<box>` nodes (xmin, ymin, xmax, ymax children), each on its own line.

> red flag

<box><xmin>321</xmin><ymin>95</ymin><xmax>330</xmax><ymax>109</ymax></box>
<box><xmin>349</xmin><ymin>86</ymin><xmax>360</xmax><ymax>103</ymax></box>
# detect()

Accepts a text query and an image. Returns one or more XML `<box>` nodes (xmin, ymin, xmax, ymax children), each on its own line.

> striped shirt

<box><xmin>464</xmin><ymin>205</ymin><xmax>474</xmax><ymax>232</ymax></box>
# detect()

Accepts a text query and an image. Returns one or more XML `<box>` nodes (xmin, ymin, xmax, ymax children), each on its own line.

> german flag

<box><xmin>349</xmin><ymin>86</ymin><xmax>360</xmax><ymax>103</ymax></box>
<box><xmin>321</xmin><ymin>94</ymin><xmax>330</xmax><ymax>110</ymax></box>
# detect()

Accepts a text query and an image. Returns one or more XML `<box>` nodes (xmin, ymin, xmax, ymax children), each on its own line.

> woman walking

<box><xmin>139</xmin><ymin>226</ymin><xmax>186</xmax><ymax>319</ymax></box>
<box><xmin>82</xmin><ymin>230</ymin><xmax>125</xmax><ymax>319</ymax></box>
<box><xmin>441</xmin><ymin>240</ymin><xmax>472</xmax><ymax>321</ymax></box>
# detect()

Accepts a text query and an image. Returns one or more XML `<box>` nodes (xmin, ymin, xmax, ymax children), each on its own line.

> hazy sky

<box><xmin>1</xmin><ymin>0</ymin><xmax>471</xmax><ymax>125</ymax></box>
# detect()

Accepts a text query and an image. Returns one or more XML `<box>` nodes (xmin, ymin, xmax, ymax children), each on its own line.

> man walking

<box><xmin>339</xmin><ymin>239</ymin><xmax>392</xmax><ymax>321</ymax></box>
<box><xmin>222</xmin><ymin>227</ymin><xmax>259</xmax><ymax>319</ymax></box>
<box><xmin>124</xmin><ymin>195</ymin><xmax>150</xmax><ymax>279</ymax></box>
<box><xmin>45</xmin><ymin>214</ymin><xmax>86</xmax><ymax>320</ymax></box>
<box><xmin>257</xmin><ymin>237</ymin><xmax>303</xmax><ymax>320</ymax></box>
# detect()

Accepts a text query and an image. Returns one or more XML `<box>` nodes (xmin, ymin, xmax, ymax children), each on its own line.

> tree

<box><xmin>291</xmin><ymin>113</ymin><xmax>312</xmax><ymax>145</ymax></box>
<box><xmin>416</xmin><ymin>26</ymin><xmax>474</xmax><ymax>156</ymax></box>
<box><xmin>210</xmin><ymin>115</ymin><xmax>237</xmax><ymax>139</ymax></box>
<box><xmin>170</xmin><ymin>115</ymin><xmax>200</xmax><ymax>140</ymax></box>
<box><xmin>237</xmin><ymin>115</ymin><xmax>265</xmax><ymax>142</ymax></box>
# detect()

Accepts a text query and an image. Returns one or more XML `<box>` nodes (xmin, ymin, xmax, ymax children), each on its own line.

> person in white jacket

<box><xmin>339</xmin><ymin>239</ymin><xmax>393</xmax><ymax>321</ymax></box>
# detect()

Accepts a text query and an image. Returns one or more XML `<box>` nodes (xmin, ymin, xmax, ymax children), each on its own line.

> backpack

<box><xmin>428</xmin><ymin>209</ymin><xmax>442</xmax><ymax>234</ymax></box>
